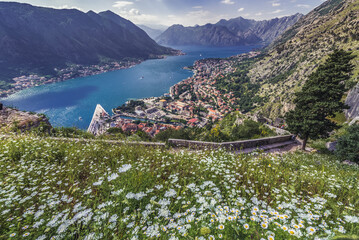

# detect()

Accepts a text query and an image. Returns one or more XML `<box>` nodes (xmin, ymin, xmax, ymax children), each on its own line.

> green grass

<box><xmin>329</xmin><ymin>112</ymin><xmax>348</xmax><ymax>125</ymax></box>
<box><xmin>0</xmin><ymin>136</ymin><xmax>358</xmax><ymax>239</ymax></box>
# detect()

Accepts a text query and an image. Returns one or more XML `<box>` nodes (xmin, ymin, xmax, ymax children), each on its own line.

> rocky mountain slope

<box><xmin>246</xmin><ymin>0</ymin><xmax>359</xmax><ymax>118</ymax></box>
<box><xmin>0</xmin><ymin>2</ymin><xmax>177</xmax><ymax>84</ymax></box>
<box><xmin>156</xmin><ymin>14</ymin><xmax>302</xmax><ymax>46</ymax></box>
<box><xmin>0</xmin><ymin>105</ymin><xmax>51</xmax><ymax>132</ymax></box>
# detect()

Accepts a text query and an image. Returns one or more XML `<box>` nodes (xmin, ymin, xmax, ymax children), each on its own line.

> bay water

<box><xmin>1</xmin><ymin>45</ymin><xmax>260</xmax><ymax>129</ymax></box>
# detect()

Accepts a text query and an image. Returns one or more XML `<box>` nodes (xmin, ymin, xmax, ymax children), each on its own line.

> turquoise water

<box><xmin>1</xmin><ymin>45</ymin><xmax>260</xmax><ymax>129</ymax></box>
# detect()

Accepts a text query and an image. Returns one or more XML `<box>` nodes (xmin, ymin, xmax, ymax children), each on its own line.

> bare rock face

<box><xmin>346</xmin><ymin>84</ymin><xmax>359</xmax><ymax>119</ymax></box>
<box><xmin>0</xmin><ymin>106</ymin><xmax>52</xmax><ymax>132</ymax></box>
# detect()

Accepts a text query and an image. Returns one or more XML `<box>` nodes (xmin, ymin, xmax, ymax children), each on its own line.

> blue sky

<box><xmin>2</xmin><ymin>0</ymin><xmax>326</xmax><ymax>27</ymax></box>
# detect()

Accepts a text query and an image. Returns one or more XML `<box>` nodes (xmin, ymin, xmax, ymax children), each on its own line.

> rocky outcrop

<box><xmin>0</xmin><ymin>105</ymin><xmax>51</xmax><ymax>132</ymax></box>
<box><xmin>346</xmin><ymin>84</ymin><xmax>359</xmax><ymax>119</ymax></box>
<box><xmin>326</xmin><ymin>141</ymin><xmax>338</xmax><ymax>152</ymax></box>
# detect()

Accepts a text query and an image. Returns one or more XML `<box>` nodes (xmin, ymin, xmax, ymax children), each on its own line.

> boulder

<box><xmin>326</xmin><ymin>141</ymin><xmax>337</xmax><ymax>152</ymax></box>
<box><xmin>342</xmin><ymin>160</ymin><xmax>358</xmax><ymax>166</ymax></box>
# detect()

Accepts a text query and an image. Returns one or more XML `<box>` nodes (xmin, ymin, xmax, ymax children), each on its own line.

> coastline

<box><xmin>102</xmin><ymin>50</ymin><xmax>261</xmax><ymax>133</ymax></box>
<box><xmin>0</xmin><ymin>51</ymin><xmax>184</xmax><ymax>99</ymax></box>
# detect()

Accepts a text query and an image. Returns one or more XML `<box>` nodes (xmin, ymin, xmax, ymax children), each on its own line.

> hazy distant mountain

<box><xmin>156</xmin><ymin>14</ymin><xmax>303</xmax><ymax>46</ymax></box>
<box><xmin>138</xmin><ymin>25</ymin><xmax>164</xmax><ymax>40</ymax></box>
<box><xmin>0</xmin><ymin>2</ymin><xmax>177</xmax><ymax>82</ymax></box>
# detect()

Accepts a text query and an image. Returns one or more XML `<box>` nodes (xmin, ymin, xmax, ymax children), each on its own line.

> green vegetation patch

<box><xmin>0</xmin><ymin>136</ymin><xmax>358</xmax><ymax>239</ymax></box>
<box><xmin>215</xmin><ymin>58</ymin><xmax>263</xmax><ymax>112</ymax></box>
<box><xmin>336</xmin><ymin>124</ymin><xmax>359</xmax><ymax>163</ymax></box>
<box><xmin>317</xmin><ymin>0</ymin><xmax>345</xmax><ymax>16</ymax></box>
<box><xmin>155</xmin><ymin>113</ymin><xmax>275</xmax><ymax>143</ymax></box>
<box><xmin>115</xmin><ymin>100</ymin><xmax>146</xmax><ymax>114</ymax></box>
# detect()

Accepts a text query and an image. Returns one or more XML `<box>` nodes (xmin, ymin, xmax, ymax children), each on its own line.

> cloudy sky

<box><xmin>2</xmin><ymin>0</ymin><xmax>326</xmax><ymax>27</ymax></box>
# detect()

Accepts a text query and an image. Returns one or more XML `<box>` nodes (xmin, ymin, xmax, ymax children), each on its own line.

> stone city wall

<box><xmin>168</xmin><ymin>135</ymin><xmax>294</xmax><ymax>150</ymax></box>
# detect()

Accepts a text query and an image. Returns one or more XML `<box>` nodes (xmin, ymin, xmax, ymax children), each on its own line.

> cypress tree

<box><xmin>285</xmin><ymin>49</ymin><xmax>355</xmax><ymax>150</ymax></box>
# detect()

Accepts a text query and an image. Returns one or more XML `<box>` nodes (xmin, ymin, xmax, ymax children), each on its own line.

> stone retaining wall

<box><xmin>168</xmin><ymin>135</ymin><xmax>294</xmax><ymax>150</ymax></box>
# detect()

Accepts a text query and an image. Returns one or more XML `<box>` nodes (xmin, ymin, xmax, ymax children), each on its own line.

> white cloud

<box><xmin>271</xmin><ymin>9</ymin><xmax>284</xmax><ymax>14</ymax></box>
<box><xmin>193</xmin><ymin>6</ymin><xmax>203</xmax><ymax>9</ymax></box>
<box><xmin>221</xmin><ymin>0</ymin><xmax>235</xmax><ymax>5</ymax></box>
<box><xmin>255</xmin><ymin>12</ymin><xmax>263</xmax><ymax>16</ymax></box>
<box><xmin>272</xmin><ymin>2</ymin><xmax>281</xmax><ymax>7</ymax></box>
<box><xmin>164</xmin><ymin>10</ymin><xmax>228</xmax><ymax>26</ymax></box>
<box><xmin>296</xmin><ymin>4</ymin><xmax>311</xmax><ymax>8</ymax></box>
<box><xmin>238</xmin><ymin>8</ymin><xmax>244</xmax><ymax>12</ymax></box>
<box><xmin>129</xmin><ymin>8</ymin><xmax>140</xmax><ymax>15</ymax></box>
<box><xmin>49</xmin><ymin>5</ymin><xmax>84</xmax><ymax>11</ymax></box>
<box><xmin>113</xmin><ymin>1</ymin><xmax>134</xmax><ymax>9</ymax></box>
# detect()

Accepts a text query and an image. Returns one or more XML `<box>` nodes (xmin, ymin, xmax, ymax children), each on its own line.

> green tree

<box><xmin>285</xmin><ymin>49</ymin><xmax>355</xmax><ymax>150</ymax></box>
<box><xmin>335</xmin><ymin>124</ymin><xmax>359</xmax><ymax>163</ymax></box>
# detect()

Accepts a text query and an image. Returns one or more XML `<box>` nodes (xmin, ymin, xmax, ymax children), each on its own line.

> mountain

<box><xmin>157</xmin><ymin>24</ymin><xmax>261</xmax><ymax>46</ymax></box>
<box><xmin>246</xmin><ymin>0</ymin><xmax>359</xmax><ymax>118</ymax></box>
<box><xmin>0</xmin><ymin>2</ymin><xmax>177</xmax><ymax>83</ymax></box>
<box><xmin>138</xmin><ymin>25</ymin><xmax>164</xmax><ymax>40</ymax></box>
<box><xmin>216</xmin><ymin>14</ymin><xmax>303</xmax><ymax>44</ymax></box>
<box><xmin>156</xmin><ymin>14</ymin><xmax>303</xmax><ymax>46</ymax></box>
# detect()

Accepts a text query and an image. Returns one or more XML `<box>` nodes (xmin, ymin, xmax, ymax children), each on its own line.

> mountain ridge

<box><xmin>138</xmin><ymin>25</ymin><xmax>164</xmax><ymax>40</ymax></box>
<box><xmin>0</xmin><ymin>2</ymin><xmax>177</xmax><ymax>86</ymax></box>
<box><xmin>156</xmin><ymin>14</ymin><xmax>303</xmax><ymax>46</ymax></box>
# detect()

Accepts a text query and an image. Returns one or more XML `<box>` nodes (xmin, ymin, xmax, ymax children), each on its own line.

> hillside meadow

<box><xmin>0</xmin><ymin>136</ymin><xmax>358</xmax><ymax>240</ymax></box>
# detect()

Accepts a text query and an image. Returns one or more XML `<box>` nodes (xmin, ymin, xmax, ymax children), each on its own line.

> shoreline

<box><xmin>0</xmin><ymin>52</ymin><xmax>184</xmax><ymax>99</ymax></box>
<box><xmin>104</xmin><ymin>50</ymin><xmax>262</xmax><ymax>132</ymax></box>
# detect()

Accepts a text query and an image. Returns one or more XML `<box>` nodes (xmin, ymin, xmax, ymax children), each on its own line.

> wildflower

<box><xmin>23</xmin><ymin>232</ymin><xmax>30</xmax><ymax>237</ymax></box>
<box><xmin>10</xmin><ymin>233</ymin><xmax>16</xmax><ymax>237</ymax></box>
<box><xmin>288</xmin><ymin>229</ymin><xmax>295</xmax><ymax>235</ymax></box>
<box><xmin>109</xmin><ymin>214</ymin><xmax>118</xmax><ymax>223</ymax></box>
<box><xmin>209</xmin><ymin>235</ymin><xmax>215</xmax><ymax>240</ymax></box>
<box><xmin>108</xmin><ymin>173</ymin><xmax>119</xmax><ymax>181</ymax></box>
<box><xmin>261</xmin><ymin>223</ymin><xmax>268</xmax><ymax>229</ymax></box>
<box><xmin>164</xmin><ymin>189</ymin><xmax>177</xmax><ymax>198</ymax></box>
<box><xmin>119</xmin><ymin>164</ymin><xmax>132</xmax><ymax>173</ymax></box>
<box><xmin>93</xmin><ymin>180</ymin><xmax>103</xmax><ymax>186</ymax></box>
<box><xmin>244</xmin><ymin>224</ymin><xmax>249</xmax><ymax>230</ymax></box>
<box><xmin>218</xmin><ymin>224</ymin><xmax>224</xmax><ymax>230</ymax></box>
<box><xmin>268</xmin><ymin>236</ymin><xmax>274</xmax><ymax>240</ymax></box>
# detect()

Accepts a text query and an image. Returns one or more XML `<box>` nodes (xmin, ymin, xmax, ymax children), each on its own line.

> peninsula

<box><xmin>88</xmin><ymin>51</ymin><xmax>268</xmax><ymax>136</ymax></box>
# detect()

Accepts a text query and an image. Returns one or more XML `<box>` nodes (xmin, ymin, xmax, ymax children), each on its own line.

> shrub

<box><xmin>335</xmin><ymin>124</ymin><xmax>359</xmax><ymax>163</ymax></box>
